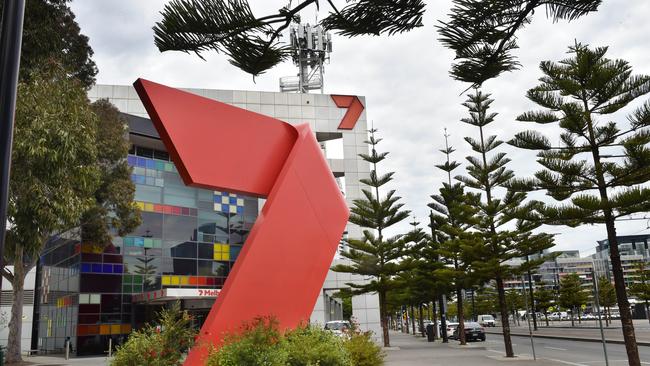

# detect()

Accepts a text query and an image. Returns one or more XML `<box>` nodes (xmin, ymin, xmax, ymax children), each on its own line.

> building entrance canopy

<box><xmin>132</xmin><ymin>288</ymin><xmax>220</xmax><ymax>304</ymax></box>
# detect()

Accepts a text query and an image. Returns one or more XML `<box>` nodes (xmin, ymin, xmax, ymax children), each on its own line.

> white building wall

<box><xmin>90</xmin><ymin>84</ymin><xmax>381</xmax><ymax>341</ymax></box>
<box><xmin>0</xmin><ymin>266</ymin><xmax>37</xmax><ymax>352</ymax></box>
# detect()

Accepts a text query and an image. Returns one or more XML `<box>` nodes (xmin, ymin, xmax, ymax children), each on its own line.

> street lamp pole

<box><xmin>0</xmin><ymin>0</ymin><xmax>26</xmax><ymax>294</ymax></box>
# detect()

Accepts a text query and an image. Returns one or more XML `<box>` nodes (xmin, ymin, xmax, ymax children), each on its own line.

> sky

<box><xmin>69</xmin><ymin>0</ymin><xmax>650</xmax><ymax>256</ymax></box>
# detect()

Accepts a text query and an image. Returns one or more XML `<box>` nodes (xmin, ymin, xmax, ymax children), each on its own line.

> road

<box><xmin>485</xmin><ymin>334</ymin><xmax>650</xmax><ymax>365</ymax></box>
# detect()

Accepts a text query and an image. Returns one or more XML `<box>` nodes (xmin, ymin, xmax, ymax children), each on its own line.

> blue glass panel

<box><xmin>123</xmin><ymin>237</ymin><xmax>134</xmax><ymax>246</ymax></box>
<box><xmin>134</xmin><ymin>238</ymin><xmax>144</xmax><ymax>247</ymax></box>
<box><xmin>91</xmin><ymin>263</ymin><xmax>102</xmax><ymax>273</ymax></box>
<box><xmin>102</xmin><ymin>264</ymin><xmax>112</xmax><ymax>273</ymax></box>
<box><xmin>130</xmin><ymin>174</ymin><xmax>137</xmax><ymax>183</ymax></box>
<box><xmin>127</xmin><ymin>156</ymin><xmax>137</xmax><ymax>166</ymax></box>
<box><xmin>135</xmin><ymin>175</ymin><xmax>146</xmax><ymax>185</ymax></box>
<box><xmin>113</xmin><ymin>264</ymin><xmax>123</xmax><ymax>274</ymax></box>
<box><xmin>213</xmin><ymin>195</ymin><xmax>220</xmax><ymax>203</ymax></box>
<box><xmin>136</xmin><ymin>157</ymin><xmax>146</xmax><ymax>167</ymax></box>
<box><xmin>229</xmin><ymin>197</ymin><xmax>237</xmax><ymax>204</ymax></box>
<box><xmin>81</xmin><ymin>263</ymin><xmax>91</xmax><ymax>273</ymax></box>
<box><xmin>145</xmin><ymin>159</ymin><xmax>155</xmax><ymax>169</ymax></box>
<box><xmin>237</xmin><ymin>206</ymin><xmax>244</xmax><ymax>214</ymax></box>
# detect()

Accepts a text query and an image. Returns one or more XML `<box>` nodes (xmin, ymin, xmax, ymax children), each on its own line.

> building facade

<box><xmin>27</xmin><ymin>85</ymin><xmax>380</xmax><ymax>355</ymax></box>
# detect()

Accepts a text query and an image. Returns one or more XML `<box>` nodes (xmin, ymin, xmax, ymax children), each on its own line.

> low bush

<box><xmin>284</xmin><ymin>325</ymin><xmax>351</xmax><ymax>366</ymax></box>
<box><xmin>344</xmin><ymin>332</ymin><xmax>385</xmax><ymax>366</ymax></box>
<box><xmin>111</xmin><ymin>302</ymin><xmax>196</xmax><ymax>366</ymax></box>
<box><xmin>207</xmin><ymin>318</ymin><xmax>385</xmax><ymax>366</ymax></box>
<box><xmin>206</xmin><ymin>317</ymin><xmax>288</xmax><ymax>366</ymax></box>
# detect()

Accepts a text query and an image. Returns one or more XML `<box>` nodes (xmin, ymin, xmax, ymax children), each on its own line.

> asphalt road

<box><xmin>485</xmin><ymin>334</ymin><xmax>650</xmax><ymax>365</ymax></box>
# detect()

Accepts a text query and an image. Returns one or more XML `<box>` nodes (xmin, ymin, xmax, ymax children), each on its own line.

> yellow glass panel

<box><xmin>236</xmin><ymin>198</ymin><xmax>244</xmax><ymax>206</ymax></box>
<box><xmin>161</xmin><ymin>276</ymin><xmax>171</xmax><ymax>285</ymax></box>
<box><xmin>222</xmin><ymin>253</ymin><xmax>230</xmax><ymax>261</ymax></box>
<box><xmin>221</xmin><ymin>196</ymin><xmax>229</xmax><ymax>204</ymax></box>
<box><xmin>110</xmin><ymin>324</ymin><xmax>121</xmax><ymax>334</ymax></box>
<box><xmin>222</xmin><ymin>244</ymin><xmax>230</xmax><ymax>253</ymax></box>
<box><xmin>144</xmin><ymin>203</ymin><xmax>154</xmax><ymax>212</ymax></box>
<box><xmin>229</xmin><ymin>205</ymin><xmax>237</xmax><ymax>214</ymax></box>
<box><xmin>171</xmin><ymin>276</ymin><xmax>180</xmax><ymax>285</ymax></box>
<box><xmin>121</xmin><ymin>324</ymin><xmax>132</xmax><ymax>334</ymax></box>
<box><xmin>180</xmin><ymin>276</ymin><xmax>189</xmax><ymax>285</ymax></box>
<box><xmin>135</xmin><ymin>201</ymin><xmax>145</xmax><ymax>210</ymax></box>
<box><xmin>100</xmin><ymin>325</ymin><xmax>110</xmax><ymax>335</ymax></box>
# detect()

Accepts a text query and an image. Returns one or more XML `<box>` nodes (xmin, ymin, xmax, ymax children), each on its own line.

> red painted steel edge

<box><xmin>331</xmin><ymin>95</ymin><xmax>364</xmax><ymax>130</ymax></box>
<box><xmin>133</xmin><ymin>79</ymin><xmax>349</xmax><ymax>365</ymax></box>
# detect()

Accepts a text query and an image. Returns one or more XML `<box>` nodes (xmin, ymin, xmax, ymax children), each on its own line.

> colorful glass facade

<box><xmin>35</xmin><ymin>144</ymin><xmax>258</xmax><ymax>355</ymax></box>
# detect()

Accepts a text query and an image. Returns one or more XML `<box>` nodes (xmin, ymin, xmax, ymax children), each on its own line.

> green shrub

<box><xmin>344</xmin><ymin>332</ymin><xmax>385</xmax><ymax>366</ymax></box>
<box><xmin>284</xmin><ymin>325</ymin><xmax>352</xmax><ymax>366</ymax></box>
<box><xmin>206</xmin><ymin>317</ymin><xmax>288</xmax><ymax>366</ymax></box>
<box><xmin>111</xmin><ymin>302</ymin><xmax>196</xmax><ymax>366</ymax></box>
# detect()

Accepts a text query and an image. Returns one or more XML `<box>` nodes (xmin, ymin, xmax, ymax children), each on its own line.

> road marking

<box><xmin>487</xmin><ymin>349</ymin><xmax>504</xmax><ymax>354</ymax></box>
<box><xmin>543</xmin><ymin>357</ymin><xmax>590</xmax><ymax>366</ymax></box>
<box><xmin>544</xmin><ymin>346</ymin><xmax>568</xmax><ymax>351</ymax></box>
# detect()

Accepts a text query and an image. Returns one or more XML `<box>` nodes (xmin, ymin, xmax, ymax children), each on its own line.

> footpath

<box><xmin>386</xmin><ymin>331</ymin><xmax>572</xmax><ymax>366</ymax></box>
<box><xmin>485</xmin><ymin>319</ymin><xmax>650</xmax><ymax>346</ymax></box>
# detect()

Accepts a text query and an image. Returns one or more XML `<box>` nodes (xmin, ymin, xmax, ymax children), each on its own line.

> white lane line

<box><xmin>543</xmin><ymin>357</ymin><xmax>590</xmax><ymax>366</ymax></box>
<box><xmin>544</xmin><ymin>346</ymin><xmax>568</xmax><ymax>351</ymax></box>
<box><xmin>487</xmin><ymin>349</ymin><xmax>504</xmax><ymax>354</ymax></box>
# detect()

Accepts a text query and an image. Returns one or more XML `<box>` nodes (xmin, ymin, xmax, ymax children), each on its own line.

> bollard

<box><xmin>108</xmin><ymin>338</ymin><xmax>112</xmax><ymax>358</ymax></box>
<box><xmin>64</xmin><ymin>340</ymin><xmax>69</xmax><ymax>360</ymax></box>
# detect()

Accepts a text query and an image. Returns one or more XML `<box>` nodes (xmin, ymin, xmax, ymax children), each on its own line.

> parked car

<box><xmin>445</xmin><ymin>322</ymin><xmax>459</xmax><ymax>339</ymax></box>
<box><xmin>477</xmin><ymin>314</ymin><xmax>496</xmax><ymax>327</ymax></box>
<box><xmin>452</xmin><ymin>322</ymin><xmax>486</xmax><ymax>342</ymax></box>
<box><xmin>324</xmin><ymin>320</ymin><xmax>351</xmax><ymax>336</ymax></box>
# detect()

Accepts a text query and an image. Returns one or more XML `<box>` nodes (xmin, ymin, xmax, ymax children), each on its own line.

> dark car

<box><xmin>452</xmin><ymin>322</ymin><xmax>486</xmax><ymax>342</ymax></box>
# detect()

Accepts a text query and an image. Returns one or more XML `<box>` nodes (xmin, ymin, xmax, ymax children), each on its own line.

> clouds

<box><xmin>70</xmin><ymin>0</ymin><xmax>650</xmax><ymax>255</ymax></box>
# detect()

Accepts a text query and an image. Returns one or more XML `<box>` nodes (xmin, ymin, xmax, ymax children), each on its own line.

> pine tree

<box><xmin>598</xmin><ymin>276</ymin><xmax>617</xmax><ymax>326</ymax></box>
<box><xmin>456</xmin><ymin>90</ymin><xmax>554</xmax><ymax>357</ymax></box>
<box><xmin>429</xmin><ymin>133</ymin><xmax>479</xmax><ymax>345</ymax></box>
<box><xmin>332</xmin><ymin>128</ymin><xmax>410</xmax><ymax>347</ymax></box>
<box><xmin>558</xmin><ymin>274</ymin><xmax>588</xmax><ymax>327</ymax></box>
<box><xmin>509</xmin><ymin>43</ymin><xmax>650</xmax><ymax>366</ymax></box>
<box><xmin>629</xmin><ymin>263</ymin><xmax>650</xmax><ymax>324</ymax></box>
<box><xmin>437</xmin><ymin>0</ymin><xmax>601</xmax><ymax>86</ymax></box>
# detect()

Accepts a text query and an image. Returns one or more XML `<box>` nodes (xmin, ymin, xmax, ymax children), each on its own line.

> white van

<box><xmin>477</xmin><ymin>314</ymin><xmax>496</xmax><ymax>327</ymax></box>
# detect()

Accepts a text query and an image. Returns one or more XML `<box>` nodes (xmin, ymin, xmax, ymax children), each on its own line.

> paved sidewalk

<box><xmin>20</xmin><ymin>355</ymin><xmax>109</xmax><ymax>365</ymax></box>
<box><xmin>486</xmin><ymin>320</ymin><xmax>650</xmax><ymax>345</ymax></box>
<box><xmin>385</xmin><ymin>331</ymin><xmax>567</xmax><ymax>366</ymax></box>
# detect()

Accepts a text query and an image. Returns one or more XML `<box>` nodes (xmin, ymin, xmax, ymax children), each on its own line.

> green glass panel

<box><xmin>123</xmin><ymin>237</ymin><xmax>134</xmax><ymax>246</ymax></box>
<box><xmin>154</xmin><ymin>239</ymin><xmax>162</xmax><ymax>248</ymax></box>
<box><xmin>133</xmin><ymin>275</ymin><xmax>143</xmax><ymax>284</ymax></box>
<box><xmin>122</xmin><ymin>285</ymin><xmax>132</xmax><ymax>293</ymax></box>
<box><xmin>164</xmin><ymin>163</ymin><xmax>173</xmax><ymax>172</ymax></box>
<box><xmin>123</xmin><ymin>275</ymin><xmax>132</xmax><ymax>283</ymax></box>
<box><xmin>144</xmin><ymin>238</ymin><xmax>153</xmax><ymax>248</ymax></box>
<box><xmin>132</xmin><ymin>285</ymin><xmax>142</xmax><ymax>293</ymax></box>
<box><xmin>155</xmin><ymin>161</ymin><xmax>165</xmax><ymax>171</ymax></box>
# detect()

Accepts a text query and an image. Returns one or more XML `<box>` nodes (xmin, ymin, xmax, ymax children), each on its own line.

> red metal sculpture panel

<box><xmin>134</xmin><ymin>79</ymin><xmax>349</xmax><ymax>365</ymax></box>
<box><xmin>331</xmin><ymin>95</ymin><xmax>364</xmax><ymax>130</ymax></box>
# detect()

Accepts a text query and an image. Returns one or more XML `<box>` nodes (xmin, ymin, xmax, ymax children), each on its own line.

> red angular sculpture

<box><xmin>331</xmin><ymin>95</ymin><xmax>364</xmax><ymax>130</ymax></box>
<box><xmin>133</xmin><ymin>79</ymin><xmax>349</xmax><ymax>365</ymax></box>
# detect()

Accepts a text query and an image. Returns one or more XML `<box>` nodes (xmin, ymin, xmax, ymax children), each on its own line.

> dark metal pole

<box><xmin>0</xmin><ymin>0</ymin><xmax>26</xmax><ymax>293</ymax></box>
<box><xmin>526</xmin><ymin>256</ymin><xmax>538</xmax><ymax>331</ymax></box>
<box><xmin>429</xmin><ymin>211</ymin><xmax>447</xmax><ymax>342</ymax></box>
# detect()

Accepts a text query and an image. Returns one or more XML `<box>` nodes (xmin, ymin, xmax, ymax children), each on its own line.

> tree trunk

<box><xmin>411</xmin><ymin>305</ymin><xmax>416</xmax><ymax>335</ymax></box>
<box><xmin>6</xmin><ymin>252</ymin><xmax>26</xmax><ymax>364</ymax></box>
<box><xmin>570</xmin><ymin>308</ymin><xmax>575</xmax><ymax>327</ymax></box>
<box><xmin>457</xmin><ymin>287</ymin><xmax>466</xmax><ymax>345</ymax></box>
<box><xmin>605</xmin><ymin>307</ymin><xmax>609</xmax><ymax>327</ymax></box>
<box><xmin>578</xmin><ymin>312</ymin><xmax>582</xmax><ymax>324</ymax></box>
<box><xmin>418</xmin><ymin>304</ymin><xmax>425</xmax><ymax>337</ymax></box>
<box><xmin>432</xmin><ymin>301</ymin><xmax>439</xmax><ymax>339</ymax></box>
<box><xmin>379</xmin><ymin>291</ymin><xmax>390</xmax><ymax>347</ymax></box>
<box><xmin>496</xmin><ymin>276</ymin><xmax>514</xmax><ymax>357</ymax></box>
<box><xmin>645</xmin><ymin>301</ymin><xmax>649</xmax><ymax>325</ymax></box>
<box><xmin>605</xmin><ymin>217</ymin><xmax>640</xmax><ymax>366</ymax></box>
<box><xmin>585</xmin><ymin>109</ymin><xmax>641</xmax><ymax>366</ymax></box>
<box><xmin>438</xmin><ymin>294</ymin><xmax>448</xmax><ymax>343</ymax></box>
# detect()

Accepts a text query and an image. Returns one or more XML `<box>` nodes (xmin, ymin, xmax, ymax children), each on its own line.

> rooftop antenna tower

<box><xmin>279</xmin><ymin>22</ymin><xmax>332</xmax><ymax>93</ymax></box>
